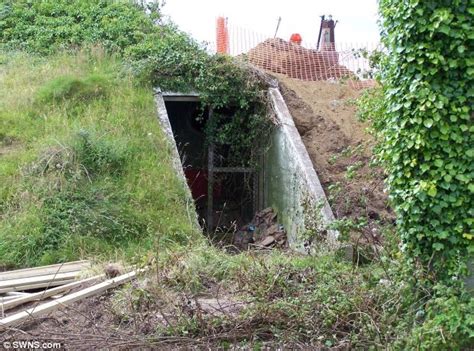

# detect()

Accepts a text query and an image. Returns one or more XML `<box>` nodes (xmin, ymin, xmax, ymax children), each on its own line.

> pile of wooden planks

<box><xmin>0</xmin><ymin>261</ymin><xmax>141</xmax><ymax>330</ymax></box>
<box><xmin>0</xmin><ymin>261</ymin><xmax>91</xmax><ymax>294</ymax></box>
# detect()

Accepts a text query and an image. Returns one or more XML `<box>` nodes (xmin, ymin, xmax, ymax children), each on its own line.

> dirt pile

<box><xmin>246</xmin><ymin>38</ymin><xmax>354</xmax><ymax>81</ymax></box>
<box><xmin>275</xmin><ymin>74</ymin><xmax>393</xmax><ymax>242</ymax></box>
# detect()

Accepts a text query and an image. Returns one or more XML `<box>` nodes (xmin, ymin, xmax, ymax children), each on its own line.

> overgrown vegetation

<box><xmin>147</xmin><ymin>247</ymin><xmax>473</xmax><ymax>349</ymax></box>
<box><xmin>0</xmin><ymin>0</ymin><xmax>273</xmax><ymax>166</ymax></box>
<box><xmin>11</xmin><ymin>244</ymin><xmax>470</xmax><ymax>349</ymax></box>
<box><xmin>357</xmin><ymin>0</ymin><xmax>473</xmax><ymax>347</ymax></box>
<box><xmin>0</xmin><ymin>52</ymin><xmax>200</xmax><ymax>267</ymax></box>
<box><xmin>0</xmin><ymin>0</ymin><xmax>472</xmax><ymax>349</ymax></box>
<box><xmin>376</xmin><ymin>0</ymin><xmax>473</xmax><ymax>282</ymax></box>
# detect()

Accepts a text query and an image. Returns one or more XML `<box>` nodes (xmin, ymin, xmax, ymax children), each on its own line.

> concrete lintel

<box><xmin>268</xmin><ymin>87</ymin><xmax>339</xmax><ymax>247</ymax></box>
<box><xmin>155</xmin><ymin>89</ymin><xmax>200</xmax><ymax>102</ymax></box>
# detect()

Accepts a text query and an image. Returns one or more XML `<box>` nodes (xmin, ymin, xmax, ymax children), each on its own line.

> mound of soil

<box><xmin>246</xmin><ymin>38</ymin><xmax>354</xmax><ymax>81</ymax></box>
<box><xmin>275</xmin><ymin>74</ymin><xmax>393</xmax><ymax>241</ymax></box>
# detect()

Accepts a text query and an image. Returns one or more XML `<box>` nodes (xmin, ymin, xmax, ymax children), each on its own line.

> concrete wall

<box><xmin>264</xmin><ymin>88</ymin><xmax>339</xmax><ymax>251</ymax></box>
<box><xmin>155</xmin><ymin>87</ymin><xmax>338</xmax><ymax>249</ymax></box>
<box><xmin>153</xmin><ymin>90</ymin><xmax>201</xmax><ymax>231</ymax></box>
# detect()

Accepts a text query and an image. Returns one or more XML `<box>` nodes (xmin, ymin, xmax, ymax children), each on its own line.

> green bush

<box><xmin>375</xmin><ymin>0</ymin><xmax>473</xmax><ymax>280</ymax></box>
<box><xmin>404</xmin><ymin>285</ymin><xmax>474</xmax><ymax>350</ymax></box>
<box><xmin>0</xmin><ymin>0</ymin><xmax>158</xmax><ymax>55</ymax></box>
<box><xmin>356</xmin><ymin>1</ymin><xmax>474</xmax><ymax>348</ymax></box>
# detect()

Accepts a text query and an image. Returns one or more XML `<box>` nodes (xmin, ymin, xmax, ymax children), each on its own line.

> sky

<box><xmin>161</xmin><ymin>0</ymin><xmax>381</xmax><ymax>50</ymax></box>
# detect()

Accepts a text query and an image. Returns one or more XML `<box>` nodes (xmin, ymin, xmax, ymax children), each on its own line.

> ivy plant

<box><xmin>373</xmin><ymin>0</ymin><xmax>473</xmax><ymax>280</ymax></box>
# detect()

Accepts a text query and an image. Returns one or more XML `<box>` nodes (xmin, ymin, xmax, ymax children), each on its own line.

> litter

<box><xmin>233</xmin><ymin>208</ymin><xmax>287</xmax><ymax>250</ymax></box>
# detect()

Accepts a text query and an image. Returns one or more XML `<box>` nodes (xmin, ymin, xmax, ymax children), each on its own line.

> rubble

<box><xmin>232</xmin><ymin>208</ymin><xmax>287</xmax><ymax>250</ymax></box>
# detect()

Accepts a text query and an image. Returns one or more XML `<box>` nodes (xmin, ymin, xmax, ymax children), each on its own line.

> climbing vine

<box><xmin>364</xmin><ymin>0</ymin><xmax>473</xmax><ymax>281</ymax></box>
<box><xmin>1</xmin><ymin>0</ymin><xmax>273</xmax><ymax>166</ymax></box>
<box><xmin>127</xmin><ymin>43</ymin><xmax>272</xmax><ymax>165</ymax></box>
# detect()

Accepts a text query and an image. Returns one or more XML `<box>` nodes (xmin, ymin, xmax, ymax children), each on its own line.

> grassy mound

<box><xmin>36</xmin><ymin>74</ymin><xmax>109</xmax><ymax>104</ymax></box>
<box><xmin>0</xmin><ymin>50</ymin><xmax>200</xmax><ymax>268</ymax></box>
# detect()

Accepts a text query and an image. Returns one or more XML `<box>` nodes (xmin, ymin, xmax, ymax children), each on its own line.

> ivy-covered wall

<box><xmin>377</xmin><ymin>0</ymin><xmax>473</xmax><ymax>280</ymax></box>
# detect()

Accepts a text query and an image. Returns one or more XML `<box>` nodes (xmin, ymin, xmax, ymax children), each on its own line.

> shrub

<box><xmin>0</xmin><ymin>0</ymin><xmax>158</xmax><ymax>55</ymax></box>
<box><xmin>357</xmin><ymin>1</ymin><xmax>474</xmax><ymax>348</ymax></box>
<box><xmin>402</xmin><ymin>284</ymin><xmax>474</xmax><ymax>350</ymax></box>
<box><xmin>375</xmin><ymin>0</ymin><xmax>473</xmax><ymax>280</ymax></box>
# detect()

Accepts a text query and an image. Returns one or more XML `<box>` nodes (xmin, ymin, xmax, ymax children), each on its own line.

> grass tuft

<box><xmin>36</xmin><ymin>74</ymin><xmax>109</xmax><ymax>104</ymax></box>
<box><xmin>75</xmin><ymin>130</ymin><xmax>127</xmax><ymax>177</ymax></box>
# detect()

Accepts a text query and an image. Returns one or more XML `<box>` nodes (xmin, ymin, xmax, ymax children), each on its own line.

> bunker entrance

<box><xmin>163</xmin><ymin>94</ymin><xmax>260</xmax><ymax>237</ymax></box>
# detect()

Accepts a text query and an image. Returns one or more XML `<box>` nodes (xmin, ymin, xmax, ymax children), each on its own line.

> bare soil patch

<box><xmin>275</xmin><ymin>74</ymin><xmax>394</xmax><ymax>240</ymax></box>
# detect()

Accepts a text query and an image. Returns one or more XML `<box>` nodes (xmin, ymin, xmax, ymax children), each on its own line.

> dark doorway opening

<box><xmin>163</xmin><ymin>97</ymin><xmax>259</xmax><ymax>237</ymax></box>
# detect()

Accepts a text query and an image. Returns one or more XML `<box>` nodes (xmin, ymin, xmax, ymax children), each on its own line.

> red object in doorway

<box><xmin>184</xmin><ymin>169</ymin><xmax>222</xmax><ymax>199</ymax></box>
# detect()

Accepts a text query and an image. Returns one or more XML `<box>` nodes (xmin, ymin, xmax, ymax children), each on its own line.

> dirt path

<box><xmin>275</xmin><ymin>74</ymin><xmax>393</xmax><ymax>243</ymax></box>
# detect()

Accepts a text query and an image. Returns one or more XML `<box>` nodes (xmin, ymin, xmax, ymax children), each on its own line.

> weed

<box><xmin>74</xmin><ymin>130</ymin><xmax>127</xmax><ymax>177</ymax></box>
<box><xmin>341</xmin><ymin>143</ymin><xmax>364</xmax><ymax>158</ymax></box>
<box><xmin>328</xmin><ymin>154</ymin><xmax>339</xmax><ymax>165</ymax></box>
<box><xmin>345</xmin><ymin>161</ymin><xmax>364</xmax><ymax>180</ymax></box>
<box><xmin>112</xmin><ymin>246</ymin><xmax>436</xmax><ymax>348</ymax></box>
<box><xmin>327</xmin><ymin>182</ymin><xmax>342</xmax><ymax>202</ymax></box>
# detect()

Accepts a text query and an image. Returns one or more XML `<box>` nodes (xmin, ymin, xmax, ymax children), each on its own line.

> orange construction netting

<box><xmin>215</xmin><ymin>17</ymin><xmax>381</xmax><ymax>89</ymax></box>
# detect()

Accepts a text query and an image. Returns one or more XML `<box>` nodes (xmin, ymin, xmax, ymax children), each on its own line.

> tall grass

<box><xmin>0</xmin><ymin>50</ymin><xmax>201</xmax><ymax>268</ymax></box>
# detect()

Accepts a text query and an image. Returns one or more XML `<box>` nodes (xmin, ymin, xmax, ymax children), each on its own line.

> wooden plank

<box><xmin>0</xmin><ymin>270</ymin><xmax>139</xmax><ymax>330</ymax></box>
<box><xmin>1</xmin><ymin>275</ymin><xmax>104</xmax><ymax>312</ymax></box>
<box><xmin>0</xmin><ymin>261</ymin><xmax>89</xmax><ymax>280</ymax></box>
<box><xmin>0</xmin><ymin>272</ymin><xmax>79</xmax><ymax>290</ymax></box>
<box><xmin>0</xmin><ymin>279</ymin><xmax>76</xmax><ymax>294</ymax></box>
<box><xmin>0</xmin><ymin>296</ymin><xmax>21</xmax><ymax>302</ymax></box>
<box><xmin>5</xmin><ymin>292</ymin><xmax>32</xmax><ymax>296</ymax></box>
<box><xmin>0</xmin><ymin>261</ymin><xmax>90</xmax><ymax>282</ymax></box>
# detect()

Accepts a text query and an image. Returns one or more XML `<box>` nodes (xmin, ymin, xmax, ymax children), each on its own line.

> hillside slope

<box><xmin>0</xmin><ymin>51</ymin><xmax>200</xmax><ymax>268</ymax></box>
